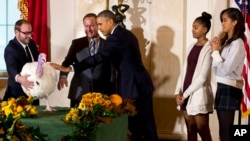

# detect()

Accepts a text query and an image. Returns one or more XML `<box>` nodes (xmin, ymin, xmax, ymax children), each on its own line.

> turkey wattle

<box><xmin>20</xmin><ymin>53</ymin><xmax>57</xmax><ymax>111</ymax></box>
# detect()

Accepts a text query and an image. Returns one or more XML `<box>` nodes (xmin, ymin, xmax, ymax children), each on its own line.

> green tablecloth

<box><xmin>20</xmin><ymin>106</ymin><xmax>128</xmax><ymax>141</ymax></box>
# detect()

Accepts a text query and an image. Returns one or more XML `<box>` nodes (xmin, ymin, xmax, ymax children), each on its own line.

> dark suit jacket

<box><xmin>4</xmin><ymin>37</ymin><xmax>39</xmax><ymax>100</ymax></box>
<box><xmin>74</xmin><ymin>26</ymin><xmax>154</xmax><ymax>98</ymax></box>
<box><xmin>60</xmin><ymin>37</ymin><xmax>116</xmax><ymax>101</ymax></box>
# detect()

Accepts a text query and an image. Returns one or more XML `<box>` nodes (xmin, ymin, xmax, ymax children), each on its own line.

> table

<box><xmin>20</xmin><ymin>106</ymin><xmax>128</xmax><ymax>141</ymax></box>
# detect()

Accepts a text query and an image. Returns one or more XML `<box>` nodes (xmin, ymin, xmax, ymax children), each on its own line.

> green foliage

<box><xmin>0</xmin><ymin>112</ymin><xmax>47</xmax><ymax>141</ymax></box>
<box><xmin>61</xmin><ymin>104</ymin><xmax>111</xmax><ymax>141</ymax></box>
<box><xmin>61</xmin><ymin>93</ymin><xmax>136</xmax><ymax>141</ymax></box>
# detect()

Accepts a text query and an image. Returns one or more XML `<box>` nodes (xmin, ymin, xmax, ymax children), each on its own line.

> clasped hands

<box><xmin>175</xmin><ymin>94</ymin><xmax>185</xmax><ymax>106</ymax></box>
<box><xmin>210</xmin><ymin>37</ymin><xmax>222</xmax><ymax>51</ymax></box>
<box><xmin>175</xmin><ymin>94</ymin><xmax>185</xmax><ymax>111</ymax></box>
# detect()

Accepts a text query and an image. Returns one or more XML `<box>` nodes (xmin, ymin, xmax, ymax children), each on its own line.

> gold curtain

<box><xmin>18</xmin><ymin>0</ymin><xmax>28</xmax><ymax>20</ymax></box>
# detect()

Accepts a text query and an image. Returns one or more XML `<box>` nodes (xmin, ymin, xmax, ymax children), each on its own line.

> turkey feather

<box><xmin>20</xmin><ymin>53</ymin><xmax>57</xmax><ymax>99</ymax></box>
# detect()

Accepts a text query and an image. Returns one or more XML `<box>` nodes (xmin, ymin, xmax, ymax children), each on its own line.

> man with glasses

<box><xmin>3</xmin><ymin>19</ymin><xmax>39</xmax><ymax>105</ymax></box>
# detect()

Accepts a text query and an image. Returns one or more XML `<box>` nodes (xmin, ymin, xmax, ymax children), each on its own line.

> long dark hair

<box><xmin>220</xmin><ymin>7</ymin><xmax>245</xmax><ymax>46</ymax></box>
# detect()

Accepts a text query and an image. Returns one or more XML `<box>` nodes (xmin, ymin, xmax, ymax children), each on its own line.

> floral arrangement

<box><xmin>0</xmin><ymin>95</ymin><xmax>38</xmax><ymax>119</ymax></box>
<box><xmin>0</xmin><ymin>96</ymin><xmax>47</xmax><ymax>140</ymax></box>
<box><xmin>61</xmin><ymin>92</ymin><xmax>136</xmax><ymax>141</ymax></box>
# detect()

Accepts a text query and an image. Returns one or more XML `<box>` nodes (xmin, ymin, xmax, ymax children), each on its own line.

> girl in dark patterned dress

<box><xmin>211</xmin><ymin>8</ymin><xmax>245</xmax><ymax>141</ymax></box>
<box><xmin>175</xmin><ymin>12</ymin><xmax>213</xmax><ymax>141</ymax></box>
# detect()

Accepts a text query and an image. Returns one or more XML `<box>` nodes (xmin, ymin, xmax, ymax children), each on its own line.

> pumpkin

<box><xmin>109</xmin><ymin>94</ymin><xmax>123</xmax><ymax>106</ymax></box>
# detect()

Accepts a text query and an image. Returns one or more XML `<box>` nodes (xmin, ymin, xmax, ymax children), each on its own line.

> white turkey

<box><xmin>20</xmin><ymin>53</ymin><xmax>57</xmax><ymax>111</ymax></box>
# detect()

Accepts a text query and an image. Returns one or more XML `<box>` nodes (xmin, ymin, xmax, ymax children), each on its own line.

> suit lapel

<box><xmin>11</xmin><ymin>38</ymin><xmax>27</xmax><ymax>58</ymax></box>
<box><xmin>76</xmin><ymin>47</ymin><xmax>90</xmax><ymax>61</ymax></box>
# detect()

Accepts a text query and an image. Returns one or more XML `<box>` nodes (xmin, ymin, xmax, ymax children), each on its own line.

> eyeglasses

<box><xmin>18</xmin><ymin>30</ymin><xmax>33</xmax><ymax>35</ymax></box>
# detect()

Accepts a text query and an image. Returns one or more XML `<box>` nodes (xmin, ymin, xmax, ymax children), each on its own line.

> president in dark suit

<box><xmin>4</xmin><ymin>19</ymin><xmax>39</xmax><ymax>105</ymax></box>
<box><xmin>55</xmin><ymin>10</ymin><xmax>158</xmax><ymax>141</ymax></box>
<box><xmin>57</xmin><ymin>13</ymin><xmax>116</xmax><ymax>107</ymax></box>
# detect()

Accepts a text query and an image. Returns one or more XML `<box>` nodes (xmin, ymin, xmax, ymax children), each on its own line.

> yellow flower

<box><xmin>92</xmin><ymin>92</ymin><xmax>102</xmax><ymax>98</ymax></box>
<box><xmin>82</xmin><ymin>98</ymin><xmax>92</xmax><ymax>105</ymax></box>
<box><xmin>103</xmin><ymin>100</ymin><xmax>111</xmax><ymax>107</ymax></box>
<box><xmin>71</xmin><ymin>113</ymin><xmax>79</xmax><ymax>122</ymax></box>
<box><xmin>4</xmin><ymin>107</ymin><xmax>13</xmax><ymax>116</ymax></box>
<box><xmin>82</xmin><ymin>93</ymin><xmax>92</xmax><ymax>99</ymax></box>
<box><xmin>65</xmin><ymin>113</ymin><xmax>72</xmax><ymax>121</ymax></box>
<box><xmin>1</xmin><ymin>101</ymin><xmax>8</xmax><ymax>108</ymax></box>
<box><xmin>7</xmin><ymin>97</ymin><xmax>16</xmax><ymax>105</ymax></box>
<box><xmin>16</xmin><ymin>105</ymin><xmax>24</xmax><ymax>113</ymax></box>
<box><xmin>92</xmin><ymin>97</ymin><xmax>103</xmax><ymax>105</ymax></box>
<box><xmin>29</xmin><ymin>106</ymin><xmax>38</xmax><ymax>115</ymax></box>
<box><xmin>69</xmin><ymin>108</ymin><xmax>78</xmax><ymax>115</ymax></box>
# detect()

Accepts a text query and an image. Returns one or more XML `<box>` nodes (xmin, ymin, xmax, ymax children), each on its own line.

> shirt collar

<box><xmin>90</xmin><ymin>37</ymin><xmax>100</xmax><ymax>43</ymax></box>
<box><xmin>111</xmin><ymin>25</ymin><xmax>119</xmax><ymax>35</ymax></box>
<box><xmin>17</xmin><ymin>39</ymin><xmax>27</xmax><ymax>49</ymax></box>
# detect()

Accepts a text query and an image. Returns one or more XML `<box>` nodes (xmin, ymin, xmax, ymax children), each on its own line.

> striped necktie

<box><xmin>90</xmin><ymin>39</ymin><xmax>95</xmax><ymax>56</ymax></box>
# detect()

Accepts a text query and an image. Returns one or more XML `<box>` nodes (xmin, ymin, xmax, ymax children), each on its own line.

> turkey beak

<box><xmin>43</xmin><ymin>57</ymin><xmax>46</xmax><ymax>62</ymax></box>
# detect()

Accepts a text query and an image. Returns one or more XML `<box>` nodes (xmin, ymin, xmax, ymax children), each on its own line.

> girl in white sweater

<box><xmin>175</xmin><ymin>12</ymin><xmax>213</xmax><ymax>141</ymax></box>
<box><xmin>211</xmin><ymin>8</ymin><xmax>245</xmax><ymax>141</ymax></box>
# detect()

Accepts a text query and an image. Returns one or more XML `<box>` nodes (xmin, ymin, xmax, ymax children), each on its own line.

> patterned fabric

<box><xmin>90</xmin><ymin>39</ymin><xmax>95</xmax><ymax>56</ymax></box>
<box><xmin>214</xmin><ymin>83</ymin><xmax>242</xmax><ymax>110</ymax></box>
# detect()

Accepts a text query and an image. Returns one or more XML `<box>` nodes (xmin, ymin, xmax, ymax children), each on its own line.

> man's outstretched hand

<box><xmin>50</xmin><ymin>63</ymin><xmax>71</xmax><ymax>73</ymax></box>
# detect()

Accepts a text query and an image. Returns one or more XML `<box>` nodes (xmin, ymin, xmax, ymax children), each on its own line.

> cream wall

<box><xmin>0</xmin><ymin>0</ymin><xmax>247</xmax><ymax>140</ymax></box>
